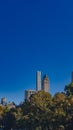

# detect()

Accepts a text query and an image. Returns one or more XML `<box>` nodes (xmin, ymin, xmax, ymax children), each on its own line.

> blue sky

<box><xmin>0</xmin><ymin>0</ymin><xmax>73</xmax><ymax>104</ymax></box>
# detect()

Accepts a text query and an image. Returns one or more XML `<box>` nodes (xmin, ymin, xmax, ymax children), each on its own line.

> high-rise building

<box><xmin>25</xmin><ymin>90</ymin><xmax>36</xmax><ymax>101</ymax></box>
<box><xmin>72</xmin><ymin>71</ymin><xmax>73</xmax><ymax>82</ymax></box>
<box><xmin>36</xmin><ymin>71</ymin><xmax>41</xmax><ymax>91</ymax></box>
<box><xmin>25</xmin><ymin>71</ymin><xmax>50</xmax><ymax>101</ymax></box>
<box><xmin>42</xmin><ymin>75</ymin><xmax>50</xmax><ymax>92</ymax></box>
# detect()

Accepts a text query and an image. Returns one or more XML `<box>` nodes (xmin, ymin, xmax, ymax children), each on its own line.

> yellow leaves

<box><xmin>68</xmin><ymin>95</ymin><xmax>73</xmax><ymax>104</ymax></box>
<box><xmin>54</xmin><ymin>107</ymin><xmax>66</xmax><ymax>117</ymax></box>
<box><xmin>53</xmin><ymin>92</ymin><xmax>66</xmax><ymax>104</ymax></box>
<box><xmin>23</xmin><ymin>115</ymin><xmax>29</xmax><ymax>120</ymax></box>
<box><xmin>30</xmin><ymin>91</ymin><xmax>52</xmax><ymax>111</ymax></box>
<box><xmin>0</xmin><ymin>106</ymin><xmax>5</xmax><ymax>115</ymax></box>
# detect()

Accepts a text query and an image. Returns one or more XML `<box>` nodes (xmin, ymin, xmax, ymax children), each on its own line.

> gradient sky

<box><xmin>0</xmin><ymin>0</ymin><xmax>73</xmax><ymax>104</ymax></box>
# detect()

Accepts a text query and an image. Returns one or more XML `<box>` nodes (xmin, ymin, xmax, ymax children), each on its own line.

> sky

<box><xmin>0</xmin><ymin>0</ymin><xmax>73</xmax><ymax>104</ymax></box>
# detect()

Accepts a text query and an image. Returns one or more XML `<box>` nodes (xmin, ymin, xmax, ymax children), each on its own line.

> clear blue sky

<box><xmin>0</xmin><ymin>0</ymin><xmax>73</xmax><ymax>104</ymax></box>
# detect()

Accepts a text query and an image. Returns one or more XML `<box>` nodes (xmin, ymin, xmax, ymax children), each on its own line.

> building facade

<box><xmin>25</xmin><ymin>90</ymin><xmax>36</xmax><ymax>101</ymax></box>
<box><xmin>42</xmin><ymin>75</ymin><xmax>50</xmax><ymax>92</ymax></box>
<box><xmin>72</xmin><ymin>71</ymin><xmax>73</xmax><ymax>82</ymax></box>
<box><xmin>1</xmin><ymin>97</ymin><xmax>6</xmax><ymax>105</ymax></box>
<box><xmin>36</xmin><ymin>71</ymin><xmax>41</xmax><ymax>91</ymax></box>
<box><xmin>25</xmin><ymin>71</ymin><xmax>50</xmax><ymax>101</ymax></box>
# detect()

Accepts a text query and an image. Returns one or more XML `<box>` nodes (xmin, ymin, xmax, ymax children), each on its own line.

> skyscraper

<box><xmin>72</xmin><ymin>71</ymin><xmax>73</xmax><ymax>82</ymax></box>
<box><xmin>36</xmin><ymin>71</ymin><xmax>41</xmax><ymax>91</ymax></box>
<box><xmin>42</xmin><ymin>75</ymin><xmax>50</xmax><ymax>92</ymax></box>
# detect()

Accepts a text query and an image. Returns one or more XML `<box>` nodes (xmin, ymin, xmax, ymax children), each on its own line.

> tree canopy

<box><xmin>0</xmin><ymin>82</ymin><xmax>73</xmax><ymax>130</ymax></box>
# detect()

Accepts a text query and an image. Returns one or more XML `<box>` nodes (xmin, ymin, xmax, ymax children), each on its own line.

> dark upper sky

<box><xmin>0</xmin><ymin>0</ymin><xmax>73</xmax><ymax>104</ymax></box>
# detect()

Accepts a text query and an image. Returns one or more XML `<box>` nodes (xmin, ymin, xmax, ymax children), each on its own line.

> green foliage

<box><xmin>3</xmin><ymin>109</ymin><xmax>16</xmax><ymax>130</ymax></box>
<box><xmin>64</xmin><ymin>82</ymin><xmax>73</xmax><ymax>96</ymax></box>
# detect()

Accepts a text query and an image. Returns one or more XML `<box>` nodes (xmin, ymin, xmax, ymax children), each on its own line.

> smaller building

<box><xmin>7</xmin><ymin>102</ymin><xmax>16</xmax><ymax>109</ymax></box>
<box><xmin>1</xmin><ymin>97</ymin><xmax>7</xmax><ymax>105</ymax></box>
<box><xmin>25</xmin><ymin>90</ymin><xmax>36</xmax><ymax>101</ymax></box>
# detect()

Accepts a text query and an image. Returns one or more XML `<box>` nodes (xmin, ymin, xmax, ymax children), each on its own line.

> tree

<box><xmin>51</xmin><ymin>93</ymin><xmax>66</xmax><ymax>130</ymax></box>
<box><xmin>3</xmin><ymin>108</ymin><xmax>16</xmax><ymax>130</ymax></box>
<box><xmin>0</xmin><ymin>106</ymin><xmax>4</xmax><ymax>128</ymax></box>
<box><xmin>21</xmin><ymin>91</ymin><xmax>53</xmax><ymax>130</ymax></box>
<box><xmin>64</xmin><ymin>82</ymin><xmax>73</xmax><ymax>96</ymax></box>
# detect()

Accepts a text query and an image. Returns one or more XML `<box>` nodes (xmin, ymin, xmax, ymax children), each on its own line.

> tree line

<box><xmin>0</xmin><ymin>82</ymin><xmax>73</xmax><ymax>130</ymax></box>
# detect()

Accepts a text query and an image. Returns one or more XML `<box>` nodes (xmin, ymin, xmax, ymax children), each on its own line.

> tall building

<box><xmin>25</xmin><ymin>90</ymin><xmax>36</xmax><ymax>101</ymax></box>
<box><xmin>42</xmin><ymin>75</ymin><xmax>50</xmax><ymax>92</ymax></box>
<box><xmin>72</xmin><ymin>71</ymin><xmax>73</xmax><ymax>82</ymax></box>
<box><xmin>36</xmin><ymin>71</ymin><xmax>41</xmax><ymax>91</ymax></box>
<box><xmin>25</xmin><ymin>71</ymin><xmax>50</xmax><ymax>101</ymax></box>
